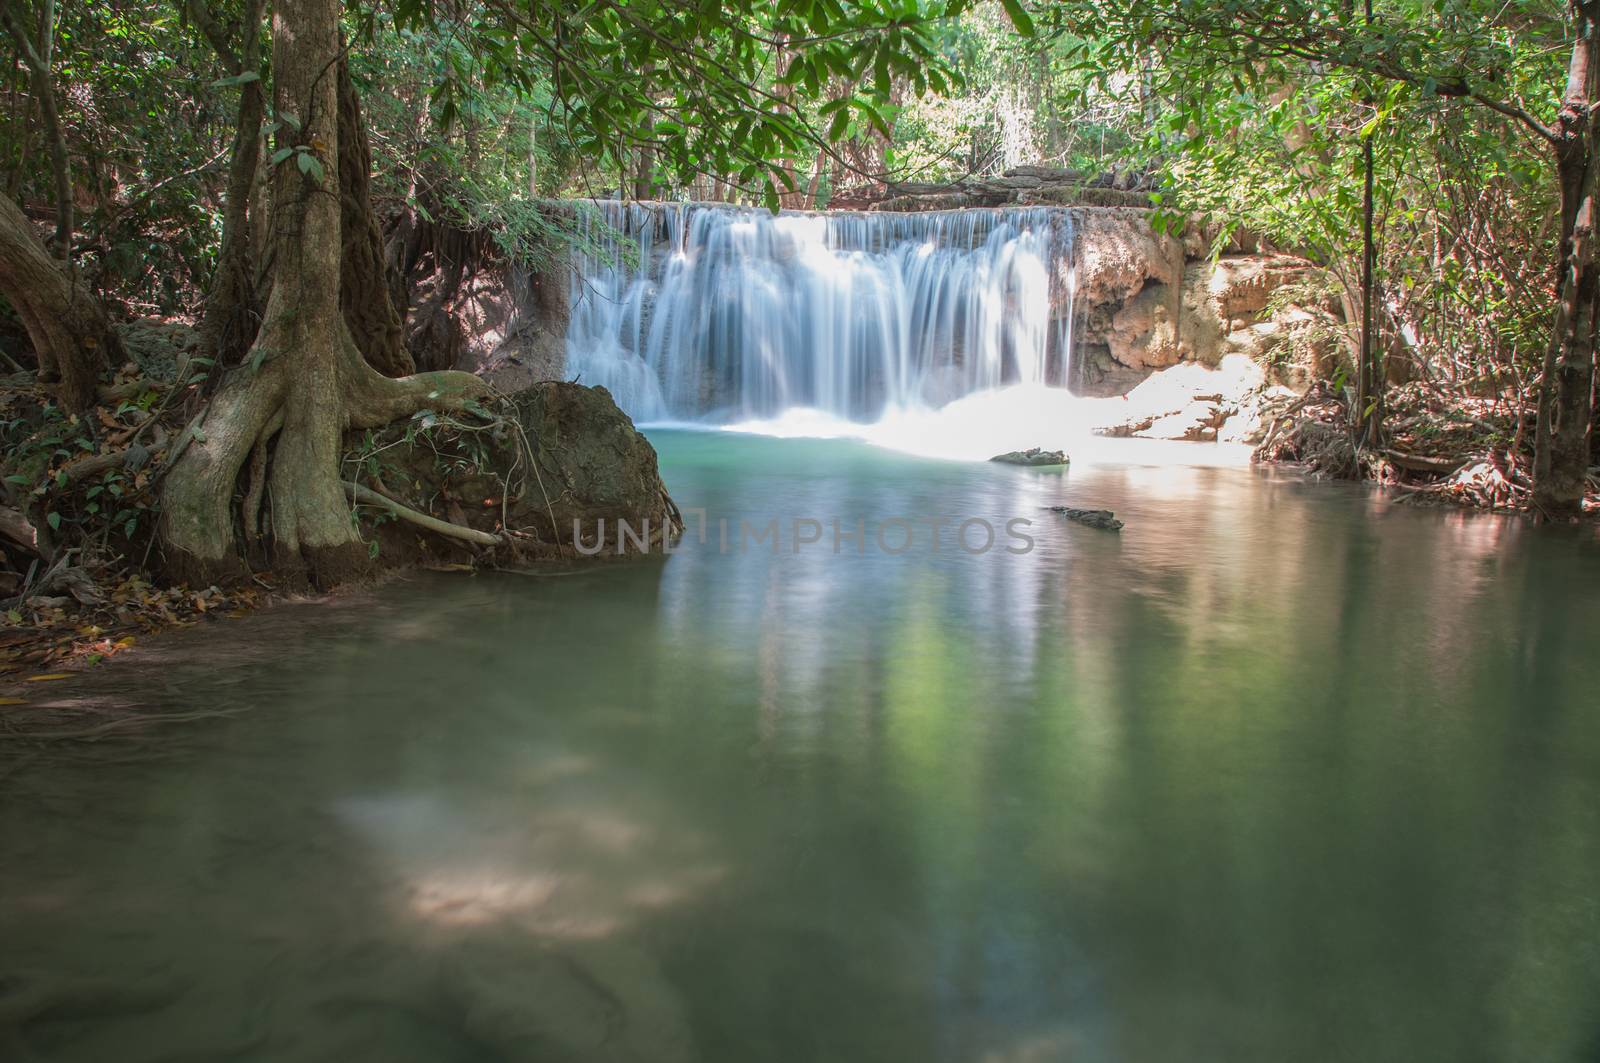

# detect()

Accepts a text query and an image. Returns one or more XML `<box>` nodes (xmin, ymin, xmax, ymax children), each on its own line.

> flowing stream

<box><xmin>3</xmin><ymin>434</ymin><xmax>1598</xmax><ymax>1062</ymax></box>
<box><xmin>565</xmin><ymin>202</ymin><xmax>1075</xmax><ymax>422</ymax></box>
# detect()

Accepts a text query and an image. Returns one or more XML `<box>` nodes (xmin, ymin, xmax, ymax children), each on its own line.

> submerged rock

<box><xmin>1050</xmin><ymin>506</ymin><xmax>1124</xmax><ymax>531</ymax></box>
<box><xmin>990</xmin><ymin>447</ymin><xmax>1069</xmax><ymax>467</ymax></box>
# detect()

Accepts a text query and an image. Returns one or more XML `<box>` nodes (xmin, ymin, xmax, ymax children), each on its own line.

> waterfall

<box><xmin>565</xmin><ymin>201</ymin><xmax>1077</xmax><ymax>424</ymax></box>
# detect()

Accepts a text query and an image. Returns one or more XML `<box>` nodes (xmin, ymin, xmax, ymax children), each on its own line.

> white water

<box><xmin>565</xmin><ymin>200</ymin><xmax>1266</xmax><ymax>468</ymax></box>
<box><xmin>566</xmin><ymin>202</ymin><xmax>1077</xmax><ymax>424</ymax></box>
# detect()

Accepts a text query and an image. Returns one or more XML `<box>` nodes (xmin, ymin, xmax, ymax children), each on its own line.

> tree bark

<box><xmin>1533</xmin><ymin>1</ymin><xmax>1600</xmax><ymax>519</ymax></box>
<box><xmin>0</xmin><ymin>190</ymin><xmax>115</xmax><ymax>409</ymax></box>
<box><xmin>160</xmin><ymin>0</ymin><xmax>483</xmax><ymax>586</ymax></box>
<box><xmin>1354</xmin><ymin>0</ymin><xmax>1384</xmax><ymax>448</ymax></box>
<box><xmin>1</xmin><ymin>0</ymin><xmax>70</xmax><ymax>256</ymax></box>
<box><xmin>336</xmin><ymin>52</ymin><xmax>413</xmax><ymax>377</ymax></box>
<box><xmin>192</xmin><ymin>0</ymin><xmax>266</xmax><ymax>367</ymax></box>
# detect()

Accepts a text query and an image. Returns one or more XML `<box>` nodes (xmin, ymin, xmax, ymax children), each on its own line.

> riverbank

<box><xmin>1</xmin><ymin>323</ymin><xmax>681</xmax><ymax>699</ymax></box>
<box><xmin>1253</xmin><ymin>381</ymin><xmax>1598</xmax><ymax>517</ymax></box>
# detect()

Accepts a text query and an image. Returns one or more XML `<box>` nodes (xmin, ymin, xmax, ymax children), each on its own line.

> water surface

<box><xmin>3</xmin><ymin>432</ymin><xmax>1599</xmax><ymax>1062</ymax></box>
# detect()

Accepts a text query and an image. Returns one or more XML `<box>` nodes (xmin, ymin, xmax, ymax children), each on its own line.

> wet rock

<box><xmin>1072</xmin><ymin>209</ymin><xmax>1184</xmax><ymax>308</ymax></box>
<box><xmin>1050</xmin><ymin>507</ymin><xmax>1124</xmax><ymax>531</ymax></box>
<box><xmin>990</xmin><ymin>447</ymin><xmax>1069</xmax><ymax>467</ymax></box>
<box><xmin>1089</xmin><ymin>354</ymin><xmax>1297</xmax><ymax>446</ymax></box>
<box><xmin>367</xmin><ymin>381</ymin><xmax>681</xmax><ymax>558</ymax></box>
<box><xmin>503</xmin><ymin>381</ymin><xmax>681</xmax><ymax>550</ymax></box>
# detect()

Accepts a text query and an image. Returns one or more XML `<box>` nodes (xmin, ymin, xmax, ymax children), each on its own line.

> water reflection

<box><xmin>1</xmin><ymin>432</ymin><xmax>1598</xmax><ymax>1062</ymax></box>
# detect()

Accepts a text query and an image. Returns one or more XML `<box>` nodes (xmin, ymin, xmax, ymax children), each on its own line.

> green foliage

<box><xmin>0</xmin><ymin>0</ymin><xmax>1568</xmax><ymax>412</ymax></box>
<box><xmin>373</xmin><ymin>0</ymin><xmax>959</xmax><ymax>208</ymax></box>
<box><xmin>0</xmin><ymin>0</ymin><xmax>242</xmax><ymax>310</ymax></box>
<box><xmin>939</xmin><ymin>0</ymin><xmax>1569</xmax><ymax>388</ymax></box>
<box><xmin>890</xmin><ymin>1</ymin><xmax>1142</xmax><ymax>180</ymax></box>
<box><xmin>0</xmin><ymin>396</ymin><xmax>157</xmax><ymax>550</ymax></box>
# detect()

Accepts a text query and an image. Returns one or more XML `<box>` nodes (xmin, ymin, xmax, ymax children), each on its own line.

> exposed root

<box><xmin>344</xmin><ymin>481</ymin><xmax>501</xmax><ymax>547</ymax></box>
<box><xmin>1253</xmin><ymin>381</ymin><xmax>1569</xmax><ymax>513</ymax></box>
<box><xmin>242</xmin><ymin>408</ymin><xmax>282</xmax><ymax>540</ymax></box>
<box><xmin>344</xmin><ymin>363</ymin><xmax>491</xmax><ymax>428</ymax></box>
<box><xmin>1256</xmin><ymin>406</ymin><xmax>1360</xmax><ymax>478</ymax></box>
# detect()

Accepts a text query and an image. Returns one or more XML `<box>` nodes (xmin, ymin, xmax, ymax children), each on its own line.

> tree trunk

<box><xmin>804</xmin><ymin>152</ymin><xmax>828</xmax><ymax>209</ymax></box>
<box><xmin>195</xmin><ymin>0</ymin><xmax>266</xmax><ymax>367</ymax></box>
<box><xmin>159</xmin><ymin>0</ymin><xmax>483</xmax><ymax>586</ymax></box>
<box><xmin>1</xmin><ymin>0</ymin><xmax>71</xmax><ymax>256</ymax></box>
<box><xmin>337</xmin><ymin>52</ymin><xmax>413</xmax><ymax>377</ymax></box>
<box><xmin>1533</xmin><ymin>2</ymin><xmax>1600</xmax><ymax>519</ymax></box>
<box><xmin>0</xmin><ymin>189</ymin><xmax>115</xmax><ymax>409</ymax></box>
<box><xmin>632</xmin><ymin>143</ymin><xmax>655</xmax><ymax>200</ymax></box>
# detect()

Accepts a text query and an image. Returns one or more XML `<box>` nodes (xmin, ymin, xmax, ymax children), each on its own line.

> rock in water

<box><xmin>990</xmin><ymin>447</ymin><xmax>1069</xmax><ymax>467</ymax></box>
<box><xmin>377</xmin><ymin>381</ymin><xmax>682</xmax><ymax>555</ymax></box>
<box><xmin>1050</xmin><ymin>506</ymin><xmax>1123</xmax><ymax>531</ymax></box>
<box><xmin>506</xmin><ymin>382</ymin><xmax>681</xmax><ymax>549</ymax></box>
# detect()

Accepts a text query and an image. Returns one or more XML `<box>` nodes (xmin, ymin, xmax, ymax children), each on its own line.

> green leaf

<box><xmin>46</xmin><ymin>511</ymin><xmax>61</xmax><ymax>531</ymax></box>
<box><xmin>828</xmin><ymin>108</ymin><xmax>850</xmax><ymax>142</ymax></box>
<box><xmin>997</xmin><ymin>0</ymin><xmax>1035</xmax><ymax>36</ymax></box>
<box><xmin>296</xmin><ymin>151</ymin><xmax>325</xmax><ymax>182</ymax></box>
<box><xmin>269</xmin><ymin>146</ymin><xmax>294</xmax><ymax>166</ymax></box>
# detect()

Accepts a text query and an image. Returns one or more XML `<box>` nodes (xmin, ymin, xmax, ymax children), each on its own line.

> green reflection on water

<box><xmin>1</xmin><ymin>430</ymin><xmax>1597</xmax><ymax>1062</ymax></box>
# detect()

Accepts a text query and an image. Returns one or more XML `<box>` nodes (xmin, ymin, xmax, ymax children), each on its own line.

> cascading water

<box><xmin>565</xmin><ymin>201</ymin><xmax>1077</xmax><ymax>424</ymax></box>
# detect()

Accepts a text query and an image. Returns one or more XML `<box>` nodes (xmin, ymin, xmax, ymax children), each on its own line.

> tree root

<box><xmin>95</xmin><ymin>377</ymin><xmax>160</xmax><ymax>404</ymax></box>
<box><xmin>344</xmin><ymin>482</ymin><xmax>501</xmax><ymax>546</ymax></box>
<box><xmin>243</xmin><ymin>409</ymin><xmax>282</xmax><ymax>540</ymax></box>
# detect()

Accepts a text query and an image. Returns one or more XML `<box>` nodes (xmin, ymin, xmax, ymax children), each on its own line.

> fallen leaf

<box><xmin>0</xmin><ymin>697</ymin><xmax>26</xmax><ymax>705</ymax></box>
<box><xmin>25</xmin><ymin>673</ymin><xmax>71</xmax><ymax>682</ymax></box>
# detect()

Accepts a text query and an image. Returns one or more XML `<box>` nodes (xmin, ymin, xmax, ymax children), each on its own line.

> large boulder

<box><xmin>505</xmin><ymin>381</ymin><xmax>679</xmax><ymax>550</ymax></box>
<box><xmin>355</xmin><ymin>381</ymin><xmax>679</xmax><ymax>563</ymax></box>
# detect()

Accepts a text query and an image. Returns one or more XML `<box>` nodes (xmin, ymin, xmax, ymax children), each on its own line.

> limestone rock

<box><xmin>1071</xmin><ymin>208</ymin><xmax>1184</xmax><ymax>307</ymax></box>
<box><xmin>1089</xmin><ymin>353</ymin><xmax>1295</xmax><ymax>445</ymax></box>
<box><xmin>1051</xmin><ymin>507</ymin><xmax>1123</xmax><ymax>531</ymax></box>
<box><xmin>1107</xmin><ymin>281</ymin><xmax>1182</xmax><ymax>371</ymax></box>
<box><xmin>990</xmin><ymin>447</ymin><xmax>1069</xmax><ymax>467</ymax></box>
<box><xmin>405</xmin><ymin>251</ymin><xmax>569</xmax><ymax>380</ymax></box>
